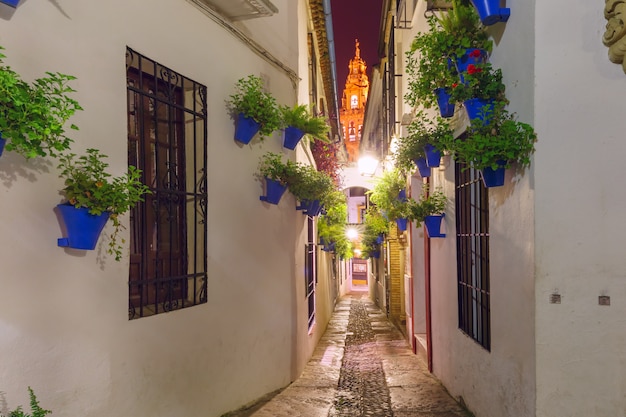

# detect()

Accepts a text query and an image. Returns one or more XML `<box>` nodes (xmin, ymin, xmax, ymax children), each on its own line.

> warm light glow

<box><xmin>354</xmin><ymin>249</ymin><xmax>362</xmax><ymax>257</ymax></box>
<box><xmin>357</xmin><ymin>155</ymin><xmax>379</xmax><ymax>176</ymax></box>
<box><xmin>346</xmin><ymin>228</ymin><xmax>359</xmax><ymax>240</ymax></box>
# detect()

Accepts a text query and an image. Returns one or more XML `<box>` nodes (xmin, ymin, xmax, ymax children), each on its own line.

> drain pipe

<box><xmin>322</xmin><ymin>0</ymin><xmax>342</xmax><ymax>133</ymax></box>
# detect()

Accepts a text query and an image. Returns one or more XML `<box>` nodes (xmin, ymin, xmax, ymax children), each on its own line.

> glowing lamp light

<box><xmin>357</xmin><ymin>155</ymin><xmax>379</xmax><ymax>176</ymax></box>
<box><xmin>346</xmin><ymin>228</ymin><xmax>359</xmax><ymax>240</ymax></box>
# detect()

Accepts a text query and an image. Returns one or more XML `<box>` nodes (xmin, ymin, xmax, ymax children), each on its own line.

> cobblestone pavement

<box><xmin>222</xmin><ymin>293</ymin><xmax>471</xmax><ymax>417</ymax></box>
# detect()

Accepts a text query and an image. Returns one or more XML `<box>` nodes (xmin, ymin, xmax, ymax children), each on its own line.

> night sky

<box><xmin>331</xmin><ymin>0</ymin><xmax>384</xmax><ymax>93</ymax></box>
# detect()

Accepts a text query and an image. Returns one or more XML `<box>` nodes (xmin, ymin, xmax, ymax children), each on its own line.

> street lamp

<box><xmin>357</xmin><ymin>155</ymin><xmax>379</xmax><ymax>177</ymax></box>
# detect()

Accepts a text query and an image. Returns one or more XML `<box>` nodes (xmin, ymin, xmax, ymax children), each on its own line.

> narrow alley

<box><xmin>223</xmin><ymin>293</ymin><xmax>470</xmax><ymax>417</ymax></box>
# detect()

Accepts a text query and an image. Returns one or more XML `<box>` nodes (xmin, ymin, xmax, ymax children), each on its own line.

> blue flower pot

<box><xmin>398</xmin><ymin>189</ymin><xmax>407</xmax><ymax>202</ymax></box>
<box><xmin>234</xmin><ymin>113</ymin><xmax>261</xmax><ymax>144</ymax></box>
<box><xmin>424</xmin><ymin>144</ymin><xmax>441</xmax><ymax>168</ymax></box>
<box><xmin>464</xmin><ymin>98</ymin><xmax>495</xmax><ymax>123</ymax></box>
<box><xmin>375</xmin><ymin>234</ymin><xmax>384</xmax><ymax>245</ymax></box>
<box><xmin>480</xmin><ymin>162</ymin><xmax>506</xmax><ymax>188</ymax></box>
<box><xmin>369</xmin><ymin>249</ymin><xmax>381</xmax><ymax>259</ymax></box>
<box><xmin>396</xmin><ymin>218</ymin><xmax>408</xmax><ymax>232</ymax></box>
<box><xmin>297</xmin><ymin>199</ymin><xmax>322</xmax><ymax>216</ymax></box>
<box><xmin>283</xmin><ymin>126</ymin><xmax>305</xmax><ymax>150</ymax></box>
<box><xmin>455</xmin><ymin>48</ymin><xmax>488</xmax><ymax>74</ymax></box>
<box><xmin>0</xmin><ymin>133</ymin><xmax>6</xmax><ymax>157</ymax></box>
<box><xmin>414</xmin><ymin>157</ymin><xmax>431</xmax><ymax>178</ymax></box>
<box><xmin>424</xmin><ymin>214</ymin><xmax>446</xmax><ymax>238</ymax></box>
<box><xmin>0</xmin><ymin>0</ymin><xmax>20</xmax><ymax>7</ymax></box>
<box><xmin>434</xmin><ymin>87</ymin><xmax>455</xmax><ymax>118</ymax></box>
<box><xmin>57</xmin><ymin>204</ymin><xmax>110</xmax><ymax>250</ymax></box>
<box><xmin>260</xmin><ymin>177</ymin><xmax>288</xmax><ymax>205</ymax></box>
<box><xmin>469</xmin><ymin>0</ymin><xmax>510</xmax><ymax>26</ymax></box>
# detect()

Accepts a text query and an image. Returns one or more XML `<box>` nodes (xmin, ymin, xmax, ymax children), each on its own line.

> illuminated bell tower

<box><xmin>340</xmin><ymin>39</ymin><xmax>369</xmax><ymax>163</ymax></box>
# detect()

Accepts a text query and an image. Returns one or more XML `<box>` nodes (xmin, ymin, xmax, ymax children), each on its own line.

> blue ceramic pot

<box><xmin>0</xmin><ymin>134</ymin><xmax>6</xmax><ymax>157</ymax></box>
<box><xmin>469</xmin><ymin>0</ymin><xmax>510</xmax><ymax>26</ymax></box>
<box><xmin>424</xmin><ymin>144</ymin><xmax>441</xmax><ymax>168</ymax></box>
<box><xmin>424</xmin><ymin>214</ymin><xmax>446</xmax><ymax>238</ymax></box>
<box><xmin>260</xmin><ymin>177</ymin><xmax>287</xmax><ymax>205</ymax></box>
<box><xmin>480</xmin><ymin>162</ymin><xmax>506</xmax><ymax>188</ymax></box>
<box><xmin>396</xmin><ymin>218</ymin><xmax>408</xmax><ymax>232</ymax></box>
<box><xmin>414</xmin><ymin>157</ymin><xmax>431</xmax><ymax>178</ymax></box>
<box><xmin>464</xmin><ymin>98</ymin><xmax>495</xmax><ymax>123</ymax></box>
<box><xmin>57</xmin><ymin>204</ymin><xmax>110</xmax><ymax>250</ymax></box>
<box><xmin>283</xmin><ymin>126</ymin><xmax>305</xmax><ymax>150</ymax></box>
<box><xmin>297</xmin><ymin>199</ymin><xmax>322</xmax><ymax>216</ymax></box>
<box><xmin>434</xmin><ymin>87</ymin><xmax>455</xmax><ymax>118</ymax></box>
<box><xmin>234</xmin><ymin>113</ymin><xmax>261</xmax><ymax>144</ymax></box>
<box><xmin>455</xmin><ymin>48</ymin><xmax>488</xmax><ymax>74</ymax></box>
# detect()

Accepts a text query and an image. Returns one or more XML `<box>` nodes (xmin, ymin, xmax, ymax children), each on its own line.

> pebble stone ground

<box><xmin>222</xmin><ymin>293</ymin><xmax>471</xmax><ymax>417</ymax></box>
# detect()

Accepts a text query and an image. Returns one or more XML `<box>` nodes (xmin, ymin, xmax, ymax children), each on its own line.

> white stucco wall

<box><xmin>534</xmin><ymin>1</ymin><xmax>626</xmax><ymax>416</ymax></box>
<box><xmin>0</xmin><ymin>1</ymin><xmax>334</xmax><ymax>416</ymax></box>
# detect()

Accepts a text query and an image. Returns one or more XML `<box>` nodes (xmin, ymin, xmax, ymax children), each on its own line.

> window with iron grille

<box><xmin>305</xmin><ymin>217</ymin><xmax>316</xmax><ymax>330</ymax></box>
<box><xmin>455</xmin><ymin>162</ymin><xmax>491</xmax><ymax>350</ymax></box>
<box><xmin>126</xmin><ymin>47</ymin><xmax>208</xmax><ymax>319</ymax></box>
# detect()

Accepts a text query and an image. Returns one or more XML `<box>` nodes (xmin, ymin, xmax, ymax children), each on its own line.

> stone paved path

<box><xmin>222</xmin><ymin>294</ymin><xmax>470</xmax><ymax>417</ymax></box>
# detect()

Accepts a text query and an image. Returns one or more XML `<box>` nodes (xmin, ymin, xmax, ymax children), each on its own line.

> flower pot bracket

<box><xmin>469</xmin><ymin>0</ymin><xmax>510</xmax><ymax>26</ymax></box>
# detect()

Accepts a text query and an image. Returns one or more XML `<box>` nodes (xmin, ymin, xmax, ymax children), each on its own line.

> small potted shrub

<box><xmin>395</xmin><ymin>113</ymin><xmax>453</xmax><ymax>175</ymax></box>
<box><xmin>317</xmin><ymin>190</ymin><xmax>351</xmax><ymax>256</ymax></box>
<box><xmin>408</xmin><ymin>186</ymin><xmax>448</xmax><ymax>237</ymax></box>
<box><xmin>447</xmin><ymin>61</ymin><xmax>506</xmax><ymax>121</ymax></box>
<box><xmin>226</xmin><ymin>75</ymin><xmax>281</xmax><ymax>144</ymax></box>
<box><xmin>361</xmin><ymin>207</ymin><xmax>390</xmax><ymax>258</ymax></box>
<box><xmin>56</xmin><ymin>148</ymin><xmax>151</xmax><ymax>260</ymax></box>
<box><xmin>0</xmin><ymin>46</ymin><xmax>82</xmax><ymax>159</ymax></box>
<box><xmin>367</xmin><ymin>169</ymin><xmax>410</xmax><ymax>231</ymax></box>
<box><xmin>440</xmin><ymin>102</ymin><xmax>537</xmax><ymax>187</ymax></box>
<box><xmin>279</xmin><ymin>104</ymin><xmax>330</xmax><ymax>150</ymax></box>
<box><xmin>258</xmin><ymin>152</ymin><xmax>297</xmax><ymax>204</ymax></box>
<box><xmin>288</xmin><ymin>163</ymin><xmax>335</xmax><ymax>216</ymax></box>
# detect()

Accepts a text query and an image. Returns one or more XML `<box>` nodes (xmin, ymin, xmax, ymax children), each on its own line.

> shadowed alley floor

<box><xmin>223</xmin><ymin>293</ymin><xmax>471</xmax><ymax>417</ymax></box>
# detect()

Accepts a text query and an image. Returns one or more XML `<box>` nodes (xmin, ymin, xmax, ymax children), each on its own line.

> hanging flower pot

<box><xmin>434</xmin><ymin>87</ymin><xmax>455</xmax><ymax>118</ymax></box>
<box><xmin>480</xmin><ymin>161</ymin><xmax>506</xmax><ymax>187</ymax></box>
<box><xmin>369</xmin><ymin>249</ymin><xmax>381</xmax><ymax>259</ymax></box>
<box><xmin>469</xmin><ymin>0</ymin><xmax>510</xmax><ymax>26</ymax></box>
<box><xmin>282</xmin><ymin>126</ymin><xmax>306</xmax><ymax>150</ymax></box>
<box><xmin>424</xmin><ymin>144</ymin><xmax>441</xmax><ymax>168</ymax></box>
<box><xmin>396</xmin><ymin>217</ymin><xmax>408</xmax><ymax>232</ymax></box>
<box><xmin>413</xmin><ymin>157</ymin><xmax>431</xmax><ymax>178</ymax></box>
<box><xmin>259</xmin><ymin>177</ymin><xmax>288</xmax><ymax>205</ymax></box>
<box><xmin>0</xmin><ymin>0</ymin><xmax>20</xmax><ymax>7</ymax></box>
<box><xmin>464</xmin><ymin>98</ymin><xmax>495</xmax><ymax>123</ymax></box>
<box><xmin>424</xmin><ymin>214</ymin><xmax>446</xmax><ymax>238</ymax></box>
<box><xmin>455</xmin><ymin>48</ymin><xmax>488</xmax><ymax>74</ymax></box>
<box><xmin>234</xmin><ymin>113</ymin><xmax>261</xmax><ymax>144</ymax></box>
<box><xmin>0</xmin><ymin>134</ymin><xmax>6</xmax><ymax>157</ymax></box>
<box><xmin>397</xmin><ymin>189</ymin><xmax>407</xmax><ymax>202</ymax></box>
<box><xmin>375</xmin><ymin>234</ymin><xmax>384</xmax><ymax>245</ymax></box>
<box><xmin>296</xmin><ymin>199</ymin><xmax>323</xmax><ymax>216</ymax></box>
<box><xmin>56</xmin><ymin>204</ymin><xmax>110</xmax><ymax>250</ymax></box>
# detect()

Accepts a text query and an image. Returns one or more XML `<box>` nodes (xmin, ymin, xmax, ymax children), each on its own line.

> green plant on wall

<box><xmin>279</xmin><ymin>104</ymin><xmax>331</xmax><ymax>142</ymax></box>
<box><xmin>367</xmin><ymin>169</ymin><xmax>409</xmax><ymax>221</ymax></box>
<box><xmin>258</xmin><ymin>152</ymin><xmax>298</xmax><ymax>185</ymax></box>
<box><xmin>361</xmin><ymin>207</ymin><xmax>390</xmax><ymax>256</ymax></box>
<box><xmin>226</xmin><ymin>75</ymin><xmax>281</xmax><ymax>139</ymax></box>
<box><xmin>2</xmin><ymin>387</ymin><xmax>51</xmax><ymax>417</ymax></box>
<box><xmin>287</xmin><ymin>163</ymin><xmax>336</xmax><ymax>207</ymax></box>
<box><xmin>57</xmin><ymin>149</ymin><xmax>151</xmax><ymax>261</ymax></box>
<box><xmin>404</xmin><ymin>0</ymin><xmax>491</xmax><ymax>109</ymax></box>
<box><xmin>448</xmin><ymin>60</ymin><xmax>506</xmax><ymax>103</ymax></box>
<box><xmin>0</xmin><ymin>46</ymin><xmax>82</xmax><ymax>158</ymax></box>
<box><xmin>440</xmin><ymin>102</ymin><xmax>537</xmax><ymax>171</ymax></box>
<box><xmin>407</xmin><ymin>186</ymin><xmax>447</xmax><ymax>225</ymax></box>
<box><xmin>318</xmin><ymin>190</ymin><xmax>353</xmax><ymax>259</ymax></box>
<box><xmin>394</xmin><ymin>112</ymin><xmax>453</xmax><ymax>173</ymax></box>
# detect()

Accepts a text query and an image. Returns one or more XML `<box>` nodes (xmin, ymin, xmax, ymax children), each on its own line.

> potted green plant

<box><xmin>279</xmin><ymin>104</ymin><xmax>330</xmax><ymax>150</ymax></box>
<box><xmin>2</xmin><ymin>387</ymin><xmax>51</xmax><ymax>417</ymax></box>
<box><xmin>258</xmin><ymin>152</ymin><xmax>297</xmax><ymax>204</ymax></box>
<box><xmin>56</xmin><ymin>148</ymin><xmax>151</xmax><ymax>260</ymax></box>
<box><xmin>440</xmin><ymin>102</ymin><xmax>537</xmax><ymax>187</ymax></box>
<box><xmin>408</xmin><ymin>186</ymin><xmax>448</xmax><ymax>237</ymax></box>
<box><xmin>317</xmin><ymin>190</ymin><xmax>351</xmax><ymax>257</ymax></box>
<box><xmin>395</xmin><ymin>113</ymin><xmax>453</xmax><ymax>175</ymax></box>
<box><xmin>404</xmin><ymin>0</ymin><xmax>492</xmax><ymax>114</ymax></box>
<box><xmin>367</xmin><ymin>169</ymin><xmax>411</xmax><ymax>231</ymax></box>
<box><xmin>288</xmin><ymin>163</ymin><xmax>336</xmax><ymax>216</ymax></box>
<box><xmin>447</xmin><ymin>61</ymin><xmax>506</xmax><ymax>120</ymax></box>
<box><xmin>361</xmin><ymin>207</ymin><xmax>390</xmax><ymax>257</ymax></box>
<box><xmin>226</xmin><ymin>75</ymin><xmax>281</xmax><ymax>144</ymax></box>
<box><xmin>0</xmin><ymin>46</ymin><xmax>82</xmax><ymax>159</ymax></box>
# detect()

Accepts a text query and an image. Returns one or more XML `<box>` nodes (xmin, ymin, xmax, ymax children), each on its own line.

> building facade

<box><xmin>0</xmin><ymin>1</ymin><xmax>343</xmax><ymax>416</ymax></box>
<box><xmin>340</xmin><ymin>40</ymin><xmax>369</xmax><ymax>163</ymax></box>
<box><xmin>362</xmin><ymin>0</ymin><xmax>626</xmax><ymax>416</ymax></box>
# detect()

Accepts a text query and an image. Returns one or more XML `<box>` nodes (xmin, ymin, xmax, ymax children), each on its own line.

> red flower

<box><xmin>469</xmin><ymin>49</ymin><xmax>482</xmax><ymax>58</ymax></box>
<box><xmin>452</xmin><ymin>83</ymin><xmax>458</xmax><ymax>88</ymax></box>
<box><xmin>466</xmin><ymin>64</ymin><xmax>482</xmax><ymax>75</ymax></box>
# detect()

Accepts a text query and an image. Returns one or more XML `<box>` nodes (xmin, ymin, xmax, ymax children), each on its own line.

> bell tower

<box><xmin>340</xmin><ymin>39</ymin><xmax>369</xmax><ymax>163</ymax></box>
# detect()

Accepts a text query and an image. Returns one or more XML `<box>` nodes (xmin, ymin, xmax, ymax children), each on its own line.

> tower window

<box><xmin>351</xmin><ymin>94</ymin><xmax>358</xmax><ymax>109</ymax></box>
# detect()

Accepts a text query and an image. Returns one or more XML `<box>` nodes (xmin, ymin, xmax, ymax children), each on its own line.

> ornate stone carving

<box><xmin>603</xmin><ymin>0</ymin><xmax>626</xmax><ymax>72</ymax></box>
